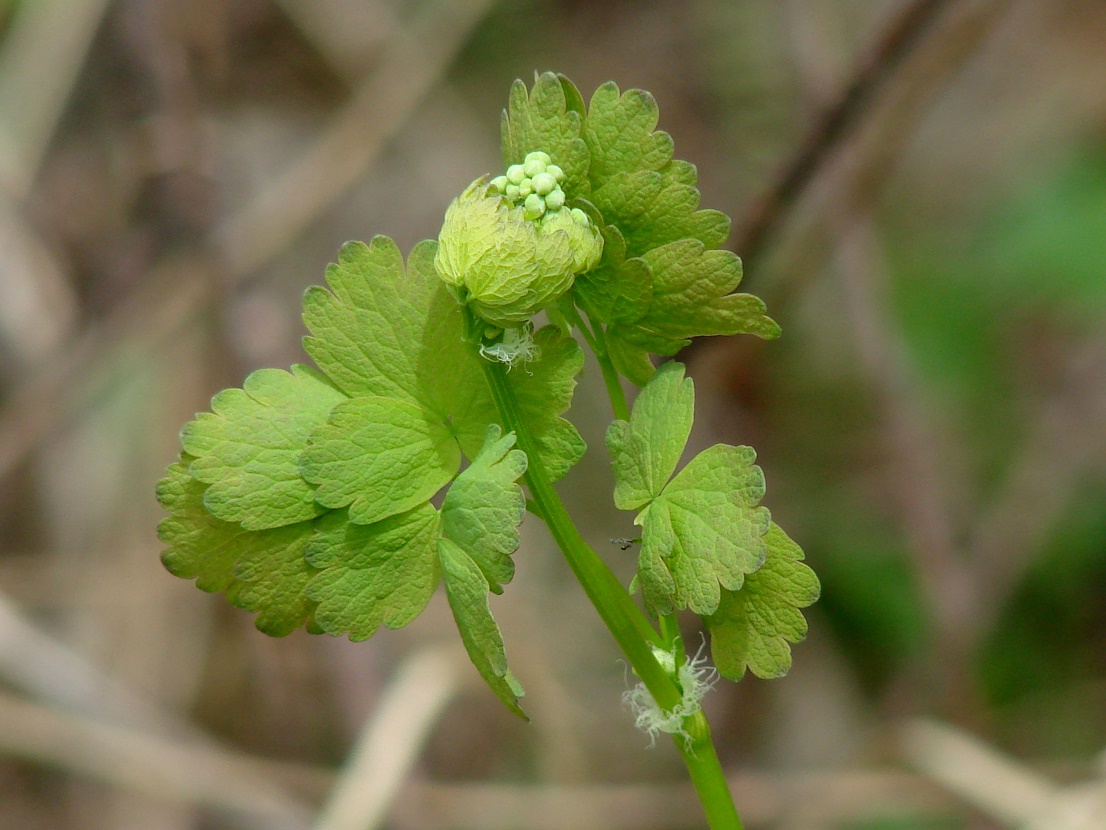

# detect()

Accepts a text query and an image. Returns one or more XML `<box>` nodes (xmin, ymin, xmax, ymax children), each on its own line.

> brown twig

<box><xmin>733</xmin><ymin>0</ymin><xmax>955</xmax><ymax>275</ymax></box>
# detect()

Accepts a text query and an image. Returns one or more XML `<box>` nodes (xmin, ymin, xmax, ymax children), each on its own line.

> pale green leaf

<box><xmin>157</xmin><ymin>458</ymin><xmax>319</xmax><ymax>636</ymax></box>
<box><xmin>605</xmin><ymin>361</ymin><xmax>693</xmax><ymax>511</ymax></box>
<box><xmin>180</xmin><ymin>365</ymin><xmax>346</xmax><ymax>530</ymax></box>
<box><xmin>606</xmin><ymin>333</ymin><xmax>655</xmax><ymax>387</ymax></box>
<box><xmin>706</xmin><ymin>523</ymin><xmax>821</xmax><ymax>680</ymax></box>
<box><xmin>574</xmin><ymin>249</ymin><xmax>652</xmax><ymax>326</ymax></box>
<box><xmin>301</xmin><ymin>237</ymin><xmax>491</xmax><ymax>458</ymax></box>
<box><xmin>584</xmin><ymin>83</ymin><xmax>673</xmax><ymax>186</ymax></box>
<box><xmin>439</xmin><ymin>538</ymin><xmax>527</xmax><ymax>719</ymax></box>
<box><xmin>305</xmin><ymin>505</ymin><xmax>442</xmax><ymax>641</ymax></box>
<box><xmin>440</xmin><ymin>425</ymin><xmax>527</xmax><ymax>594</ymax></box>
<box><xmin>638</xmin><ymin>444</ymin><xmax>770</xmax><ymax>615</ymax></box>
<box><xmin>613</xmin><ymin>239</ymin><xmax>780</xmax><ymax>355</ymax></box>
<box><xmin>501</xmin><ymin>72</ymin><xmax>589</xmax><ymax>197</ymax></box>
<box><xmin>301</xmin><ymin>396</ymin><xmax>460</xmax><ymax>525</ymax></box>
<box><xmin>589</xmin><ymin>169</ymin><xmax>729</xmax><ymax>259</ymax></box>
<box><xmin>508</xmin><ymin>326</ymin><xmax>586</xmax><ymax>481</ymax></box>
<box><xmin>302</xmin><ymin>237</ymin><xmax>583</xmax><ymax>480</ymax></box>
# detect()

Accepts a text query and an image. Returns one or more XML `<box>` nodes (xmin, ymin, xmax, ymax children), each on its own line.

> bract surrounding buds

<box><xmin>540</xmin><ymin>207</ymin><xmax>604</xmax><ymax>275</ymax></box>
<box><xmin>435</xmin><ymin>151</ymin><xmax>603</xmax><ymax>328</ymax></box>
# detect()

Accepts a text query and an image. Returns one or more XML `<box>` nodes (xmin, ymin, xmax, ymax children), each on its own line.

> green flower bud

<box><xmin>544</xmin><ymin>188</ymin><xmax>565</xmax><ymax>210</ymax></box>
<box><xmin>435</xmin><ymin>179</ymin><xmax>579</xmax><ymax>327</ymax></box>
<box><xmin>523</xmin><ymin>192</ymin><xmax>546</xmax><ymax>219</ymax></box>
<box><xmin>539</xmin><ymin>204</ymin><xmax>603</xmax><ymax>275</ymax></box>
<box><xmin>506</xmin><ymin>164</ymin><xmax>526</xmax><ymax>184</ymax></box>
<box><xmin>489</xmin><ymin>175</ymin><xmax>508</xmax><ymax>193</ymax></box>
<box><xmin>531</xmin><ymin>172</ymin><xmax>556</xmax><ymax>196</ymax></box>
<box><xmin>523</xmin><ymin>151</ymin><xmax>551</xmax><ymax>178</ymax></box>
<box><xmin>546</xmin><ymin>163</ymin><xmax>564</xmax><ymax>182</ymax></box>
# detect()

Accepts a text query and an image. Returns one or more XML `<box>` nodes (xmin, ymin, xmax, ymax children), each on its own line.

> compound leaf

<box><xmin>440</xmin><ymin>425</ymin><xmax>527</xmax><ymax>594</ymax></box>
<box><xmin>180</xmin><ymin>365</ymin><xmax>346</xmax><ymax>530</ymax></box>
<box><xmin>301</xmin><ymin>396</ymin><xmax>460</xmax><ymax>525</ymax></box>
<box><xmin>706</xmin><ymin>523</ymin><xmax>821</xmax><ymax>680</ymax></box>
<box><xmin>157</xmin><ymin>458</ymin><xmax>319</xmax><ymax>636</ymax></box>
<box><xmin>605</xmin><ymin>361</ymin><xmax>693</xmax><ymax>511</ymax></box>
<box><xmin>305</xmin><ymin>504</ymin><xmax>442</xmax><ymax>641</ymax></box>
<box><xmin>439</xmin><ymin>537</ymin><xmax>527</xmax><ymax>719</ymax></box>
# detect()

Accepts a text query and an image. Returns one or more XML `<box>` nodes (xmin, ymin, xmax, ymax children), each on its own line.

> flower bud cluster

<box><xmin>434</xmin><ymin>150</ymin><xmax>604</xmax><ymax>330</ymax></box>
<box><xmin>489</xmin><ymin>151</ymin><xmax>567</xmax><ymax>219</ymax></box>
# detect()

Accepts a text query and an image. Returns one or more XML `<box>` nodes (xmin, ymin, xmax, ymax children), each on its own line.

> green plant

<box><xmin>157</xmin><ymin>72</ymin><xmax>820</xmax><ymax>829</ymax></box>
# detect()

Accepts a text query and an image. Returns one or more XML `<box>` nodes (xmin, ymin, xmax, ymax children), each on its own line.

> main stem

<box><xmin>478</xmin><ymin>346</ymin><xmax>742</xmax><ymax>830</ymax></box>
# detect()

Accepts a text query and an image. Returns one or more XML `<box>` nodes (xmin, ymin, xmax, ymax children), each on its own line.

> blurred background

<box><xmin>0</xmin><ymin>0</ymin><xmax>1104</xmax><ymax>828</ymax></box>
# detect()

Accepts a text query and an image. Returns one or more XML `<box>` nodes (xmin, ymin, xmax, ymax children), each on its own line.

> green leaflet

<box><xmin>588</xmin><ymin>169</ymin><xmax>730</xmax><ymax>260</ymax></box>
<box><xmin>305</xmin><ymin>505</ymin><xmax>442</xmax><ymax>641</ymax></box>
<box><xmin>605</xmin><ymin>361</ymin><xmax>693</xmax><ymax>511</ymax></box>
<box><xmin>584</xmin><ymin>82</ymin><xmax>673</xmax><ymax>186</ymax></box>
<box><xmin>440</xmin><ymin>425</ymin><xmax>527</xmax><ymax>594</ymax></box>
<box><xmin>706</xmin><ymin>524</ymin><xmax>821</xmax><ymax>680</ymax></box>
<box><xmin>181</xmin><ymin>365</ymin><xmax>346</xmax><ymax>530</ymax></box>
<box><xmin>501</xmin><ymin>72</ymin><xmax>590</xmax><ymax>199</ymax></box>
<box><xmin>607</xmin><ymin>362</ymin><xmax>770</xmax><ymax>616</ymax></box>
<box><xmin>507</xmin><ymin>326</ymin><xmax>586</xmax><ymax>482</ymax></box>
<box><xmin>612</xmin><ymin>239</ymin><xmax>780</xmax><ymax>356</ymax></box>
<box><xmin>606</xmin><ymin>334</ymin><xmax>656</xmax><ymax>387</ymax></box>
<box><xmin>439</xmin><ymin>537</ymin><xmax>527</xmax><ymax>719</ymax></box>
<box><xmin>157</xmin><ymin>459</ymin><xmax>319</xmax><ymax>636</ymax></box>
<box><xmin>303</xmin><ymin>426</ymin><xmax>529</xmax><ymax>653</ymax></box>
<box><xmin>639</xmin><ymin>445</ymin><xmax>770</xmax><ymax>615</ymax></box>
<box><xmin>301</xmin><ymin>396</ymin><xmax>460</xmax><ymax>525</ymax></box>
<box><xmin>302</xmin><ymin>236</ymin><xmax>583</xmax><ymax>480</ymax></box>
<box><xmin>301</xmin><ymin>236</ymin><xmax>491</xmax><ymax>459</ymax></box>
<box><xmin>574</xmin><ymin>227</ymin><xmax>653</xmax><ymax>327</ymax></box>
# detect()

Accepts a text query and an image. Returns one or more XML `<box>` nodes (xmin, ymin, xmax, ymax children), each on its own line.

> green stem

<box><xmin>589</xmin><ymin>318</ymin><xmax>631</xmax><ymax>422</ymax></box>
<box><xmin>679</xmin><ymin>713</ymin><xmax>743</xmax><ymax>829</ymax></box>
<box><xmin>564</xmin><ymin>303</ymin><xmax>631</xmax><ymax>422</ymax></box>
<box><xmin>477</xmin><ymin>339</ymin><xmax>742</xmax><ymax>830</ymax></box>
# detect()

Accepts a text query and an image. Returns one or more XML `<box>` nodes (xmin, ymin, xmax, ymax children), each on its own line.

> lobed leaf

<box><xmin>605</xmin><ymin>361</ymin><xmax>693</xmax><ymax>511</ymax></box>
<box><xmin>706</xmin><ymin>523</ymin><xmax>821</xmax><ymax>680</ymax></box>
<box><xmin>439</xmin><ymin>538</ymin><xmax>527</xmax><ymax>719</ymax></box>
<box><xmin>584</xmin><ymin>82</ymin><xmax>673</xmax><ymax>186</ymax></box>
<box><xmin>589</xmin><ymin>169</ymin><xmax>730</xmax><ymax>260</ymax></box>
<box><xmin>440</xmin><ymin>425</ymin><xmax>527</xmax><ymax>594</ymax></box>
<box><xmin>607</xmin><ymin>362</ymin><xmax>772</xmax><ymax>617</ymax></box>
<box><xmin>180</xmin><ymin>365</ymin><xmax>346</xmax><ymax>530</ymax></box>
<box><xmin>301</xmin><ymin>396</ymin><xmax>460</xmax><ymax>526</ymax></box>
<box><xmin>613</xmin><ymin>239</ymin><xmax>780</xmax><ymax>355</ymax></box>
<box><xmin>305</xmin><ymin>505</ymin><xmax>442</xmax><ymax>641</ymax></box>
<box><xmin>639</xmin><ymin>445</ymin><xmax>770</xmax><ymax>616</ymax></box>
<box><xmin>501</xmin><ymin>72</ymin><xmax>589</xmax><ymax>198</ymax></box>
<box><xmin>157</xmin><ymin>458</ymin><xmax>319</xmax><ymax>636</ymax></box>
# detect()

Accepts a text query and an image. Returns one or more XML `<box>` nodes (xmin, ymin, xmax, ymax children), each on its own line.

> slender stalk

<box><xmin>587</xmin><ymin>316</ymin><xmax>631</xmax><ymax>422</ymax></box>
<box><xmin>562</xmin><ymin>302</ymin><xmax>631</xmax><ymax>422</ymax></box>
<box><xmin>476</xmin><ymin>336</ymin><xmax>743</xmax><ymax>829</ymax></box>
